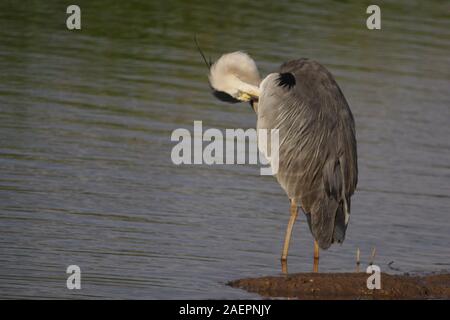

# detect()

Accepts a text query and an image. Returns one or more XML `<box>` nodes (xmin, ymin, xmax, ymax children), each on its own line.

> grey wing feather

<box><xmin>257</xmin><ymin>59</ymin><xmax>358</xmax><ymax>249</ymax></box>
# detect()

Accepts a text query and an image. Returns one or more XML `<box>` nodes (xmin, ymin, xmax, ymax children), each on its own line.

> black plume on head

<box><xmin>195</xmin><ymin>36</ymin><xmax>239</xmax><ymax>103</ymax></box>
<box><xmin>194</xmin><ymin>35</ymin><xmax>212</xmax><ymax>69</ymax></box>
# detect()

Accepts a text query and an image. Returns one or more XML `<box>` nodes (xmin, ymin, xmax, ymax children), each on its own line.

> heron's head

<box><xmin>208</xmin><ymin>51</ymin><xmax>261</xmax><ymax>104</ymax></box>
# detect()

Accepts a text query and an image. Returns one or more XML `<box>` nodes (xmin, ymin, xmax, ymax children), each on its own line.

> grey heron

<box><xmin>204</xmin><ymin>51</ymin><xmax>358</xmax><ymax>272</ymax></box>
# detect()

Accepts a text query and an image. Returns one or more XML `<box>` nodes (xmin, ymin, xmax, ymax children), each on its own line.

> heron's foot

<box><xmin>280</xmin><ymin>258</ymin><xmax>288</xmax><ymax>274</ymax></box>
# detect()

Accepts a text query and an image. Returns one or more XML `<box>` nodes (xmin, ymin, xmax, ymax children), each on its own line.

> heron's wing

<box><xmin>257</xmin><ymin>59</ymin><xmax>357</xmax><ymax>249</ymax></box>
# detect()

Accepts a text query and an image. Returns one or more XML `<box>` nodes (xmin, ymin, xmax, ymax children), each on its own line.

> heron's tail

<box><xmin>304</xmin><ymin>195</ymin><xmax>348</xmax><ymax>249</ymax></box>
<box><xmin>332</xmin><ymin>202</ymin><xmax>348</xmax><ymax>244</ymax></box>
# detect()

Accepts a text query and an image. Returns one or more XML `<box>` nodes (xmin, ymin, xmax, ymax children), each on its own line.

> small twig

<box><xmin>369</xmin><ymin>247</ymin><xmax>377</xmax><ymax>265</ymax></box>
<box><xmin>356</xmin><ymin>247</ymin><xmax>361</xmax><ymax>272</ymax></box>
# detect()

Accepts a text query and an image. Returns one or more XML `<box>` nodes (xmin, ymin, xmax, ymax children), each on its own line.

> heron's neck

<box><xmin>236</xmin><ymin>79</ymin><xmax>260</xmax><ymax>99</ymax></box>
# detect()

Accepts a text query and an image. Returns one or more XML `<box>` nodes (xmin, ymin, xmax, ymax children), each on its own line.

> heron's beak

<box><xmin>237</xmin><ymin>87</ymin><xmax>260</xmax><ymax>102</ymax></box>
<box><xmin>237</xmin><ymin>91</ymin><xmax>253</xmax><ymax>102</ymax></box>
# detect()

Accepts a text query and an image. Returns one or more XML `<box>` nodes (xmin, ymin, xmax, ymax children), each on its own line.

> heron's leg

<box><xmin>281</xmin><ymin>199</ymin><xmax>298</xmax><ymax>271</ymax></box>
<box><xmin>313</xmin><ymin>240</ymin><xmax>319</xmax><ymax>273</ymax></box>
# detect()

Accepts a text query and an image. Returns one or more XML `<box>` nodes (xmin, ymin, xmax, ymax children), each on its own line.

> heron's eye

<box><xmin>277</xmin><ymin>72</ymin><xmax>296</xmax><ymax>89</ymax></box>
<box><xmin>212</xmin><ymin>90</ymin><xmax>240</xmax><ymax>103</ymax></box>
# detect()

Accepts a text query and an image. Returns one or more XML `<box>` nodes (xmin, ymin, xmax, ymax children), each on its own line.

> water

<box><xmin>0</xmin><ymin>0</ymin><xmax>449</xmax><ymax>299</ymax></box>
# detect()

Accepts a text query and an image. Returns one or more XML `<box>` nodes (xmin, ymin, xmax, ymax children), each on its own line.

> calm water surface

<box><xmin>0</xmin><ymin>0</ymin><xmax>449</xmax><ymax>299</ymax></box>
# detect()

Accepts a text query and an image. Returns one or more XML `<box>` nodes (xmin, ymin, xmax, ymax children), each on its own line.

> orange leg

<box><xmin>313</xmin><ymin>240</ymin><xmax>319</xmax><ymax>273</ymax></box>
<box><xmin>281</xmin><ymin>199</ymin><xmax>298</xmax><ymax>274</ymax></box>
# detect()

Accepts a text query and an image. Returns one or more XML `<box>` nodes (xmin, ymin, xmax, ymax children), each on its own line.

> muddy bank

<box><xmin>228</xmin><ymin>272</ymin><xmax>450</xmax><ymax>299</ymax></box>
